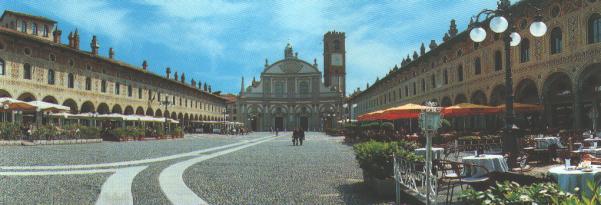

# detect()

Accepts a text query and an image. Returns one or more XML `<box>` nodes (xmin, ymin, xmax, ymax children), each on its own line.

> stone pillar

<box><xmin>574</xmin><ymin>87</ymin><xmax>583</xmax><ymax>130</ymax></box>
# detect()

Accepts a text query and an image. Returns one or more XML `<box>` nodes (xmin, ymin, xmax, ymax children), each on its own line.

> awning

<box><xmin>27</xmin><ymin>101</ymin><xmax>70</xmax><ymax>113</ymax></box>
<box><xmin>0</xmin><ymin>97</ymin><xmax>36</xmax><ymax>111</ymax></box>
<box><xmin>495</xmin><ymin>103</ymin><xmax>543</xmax><ymax>113</ymax></box>
<box><xmin>442</xmin><ymin>103</ymin><xmax>500</xmax><ymax>117</ymax></box>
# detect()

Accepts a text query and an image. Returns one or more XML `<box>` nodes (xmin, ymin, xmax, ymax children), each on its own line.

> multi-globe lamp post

<box><xmin>468</xmin><ymin>0</ymin><xmax>547</xmax><ymax>167</ymax></box>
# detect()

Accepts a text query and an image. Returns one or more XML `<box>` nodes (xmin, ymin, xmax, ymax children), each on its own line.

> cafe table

<box><xmin>461</xmin><ymin>154</ymin><xmax>509</xmax><ymax>177</ymax></box>
<box><xmin>534</xmin><ymin>136</ymin><xmax>564</xmax><ymax>149</ymax></box>
<box><xmin>414</xmin><ymin>147</ymin><xmax>444</xmax><ymax>160</ymax></box>
<box><xmin>548</xmin><ymin>165</ymin><xmax>601</xmax><ymax>196</ymax></box>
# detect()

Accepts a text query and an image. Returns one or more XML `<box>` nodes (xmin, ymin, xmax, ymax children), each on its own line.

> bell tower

<box><xmin>323</xmin><ymin>31</ymin><xmax>346</xmax><ymax>96</ymax></box>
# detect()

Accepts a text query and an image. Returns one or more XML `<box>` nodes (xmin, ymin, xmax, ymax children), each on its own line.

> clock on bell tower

<box><xmin>323</xmin><ymin>31</ymin><xmax>346</xmax><ymax>96</ymax></box>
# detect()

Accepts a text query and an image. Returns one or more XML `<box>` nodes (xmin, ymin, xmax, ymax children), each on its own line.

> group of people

<box><xmin>292</xmin><ymin>128</ymin><xmax>305</xmax><ymax>146</ymax></box>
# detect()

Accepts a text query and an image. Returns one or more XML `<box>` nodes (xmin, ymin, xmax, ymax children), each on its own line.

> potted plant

<box><xmin>353</xmin><ymin>140</ymin><xmax>422</xmax><ymax>197</ymax></box>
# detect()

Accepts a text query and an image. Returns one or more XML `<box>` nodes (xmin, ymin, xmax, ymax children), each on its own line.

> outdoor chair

<box><xmin>436</xmin><ymin>160</ymin><xmax>490</xmax><ymax>204</ymax></box>
<box><xmin>510</xmin><ymin>151</ymin><xmax>533</xmax><ymax>173</ymax></box>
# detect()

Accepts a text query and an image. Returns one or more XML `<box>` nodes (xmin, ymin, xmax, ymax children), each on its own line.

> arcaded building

<box><xmin>349</xmin><ymin>0</ymin><xmax>601</xmax><ymax>130</ymax></box>
<box><xmin>237</xmin><ymin>32</ymin><xmax>346</xmax><ymax>131</ymax></box>
<box><xmin>0</xmin><ymin>10</ymin><xmax>227</xmax><ymax>125</ymax></box>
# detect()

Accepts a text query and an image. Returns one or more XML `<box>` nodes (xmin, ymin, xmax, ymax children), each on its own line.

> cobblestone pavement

<box><xmin>0</xmin><ymin>132</ymin><xmax>390</xmax><ymax>204</ymax></box>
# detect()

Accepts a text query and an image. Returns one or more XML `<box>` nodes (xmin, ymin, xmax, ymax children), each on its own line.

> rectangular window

<box><xmin>115</xmin><ymin>82</ymin><xmax>120</xmax><ymax>95</ymax></box>
<box><xmin>85</xmin><ymin>77</ymin><xmax>91</xmax><ymax>90</ymax></box>
<box><xmin>20</xmin><ymin>21</ymin><xmax>27</xmax><ymax>33</ymax></box>
<box><xmin>43</xmin><ymin>25</ymin><xmax>49</xmax><ymax>37</ymax></box>
<box><xmin>138</xmin><ymin>88</ymin><xmax>142</xmax><ymax>99</ymax></box>
<box><xmin>474</xmin><ymin>58</ymin><xmax>482</xmax><ymax>75</ymax></box>
<box><xmin>431</xmin><ymin>74</ymin><xmax>436</xmax><ymax>88</ymax></box>
<box><xmin>457</xmin><ymin>66</ymin><xmax>464</xmax><ymax>82</ymax></box>
<box><xmin>148</xmin><ymin>90</ymin><xmax>153</xmax><ymax>100</ymax></box>
<box><xmin>128</xmin><ymin>85</ymin><xmax>132</xmax><ymax>97</ymax></box>
<box><xmin>494</xmin><ymin>51</ymin><xmax>503</xmax><ymax>71</ymax></box>
<box><xmin>68</xmin><ymin>74</ymin><xmax>74</xmax><ymax>88</ymax></box>
<box><xmin>443</xmin><ymin>70</ymin><xmax>449</xmax><ymax>85</ymax></box>
<box><xmin>47</xmin><ymin>69</ymin><xmax>55</xmax><ymax>85</ymax></box>
<box><xmin>32</xmin><ymin>23</ymin><xmax>38</xmax><ymax>35</ymax></box>
<box><xmin>101</xmin><ymin>80</ymin><xmax>107</xmax><ymax>93</ymax></box>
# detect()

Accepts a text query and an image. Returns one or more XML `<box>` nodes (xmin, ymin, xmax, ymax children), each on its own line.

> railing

<box><xmin>393</xmin><ymin>155</ymin><xmax>437</xmax><ymax>204</ymax></box>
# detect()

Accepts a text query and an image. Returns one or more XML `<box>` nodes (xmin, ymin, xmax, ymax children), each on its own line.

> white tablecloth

<box><xmin>572</xmin><ymin>148</ymin><xmax>601</xmax><ymax>155</ymax></box>
<box><xmin>534</xmin><ymin>137</ymin><xmax>564</xmax><ymax>149</ymax></box>
<box><xmin>548</xmin><ymin>166</ymin><xmax>601</xmax><ymax>196</ymax></box>
<box><xmin>414</xmin><ymin>148</ymin><xmax>444</xmax><ymax>160</ymax></box>
<box><xmin>462</xmin><ymin>155</ymin><xmax>509</xmax><ymax>177</ymax></box>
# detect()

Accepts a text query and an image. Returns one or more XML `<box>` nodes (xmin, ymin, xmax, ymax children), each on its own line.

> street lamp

<box><xmin>158</xmin><ymin>97</ymin><xmax>173</xmax><ymax>135</ymax></box>
<box><xmin>468</xmin><ymin>0</ymin><xmax>547</xmax><ymax>167</ymax></box>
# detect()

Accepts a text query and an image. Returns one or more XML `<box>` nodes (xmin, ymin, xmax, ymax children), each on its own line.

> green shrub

<box><xmin>0</xmin><ymin>122</ymin><xmax>21</xmax><ymax>140</ymax></box>
<box><xmin>353</xmin><ymin>140</ymin><xmax>422</xmax><ymax>179</ymax></box>
<box><xmin>79</xmin><ymin>126</ymin><xmax>100</xmax><ymax>139</ymax></box>
<box><xmin>31</xmin><ymin>125</ymin><xmax>60</xmax><ymax>140</ymax></box>
<box><xmin>459</xmin><ymin>181</ymin><xmax>586</xmax><ymax>205</ymax></box>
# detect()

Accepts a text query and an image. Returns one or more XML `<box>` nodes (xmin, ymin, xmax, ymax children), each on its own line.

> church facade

<box><xmin>237</xmin><ymin>32</ymin><xmax>345</xmax><ymax>132</ymax></box>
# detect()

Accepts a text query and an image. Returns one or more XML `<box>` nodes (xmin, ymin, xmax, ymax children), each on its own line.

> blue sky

<box><xmin>1</xmin><ymin>0</ymin><xmax>509</xmax><ymax>95</ymax></box>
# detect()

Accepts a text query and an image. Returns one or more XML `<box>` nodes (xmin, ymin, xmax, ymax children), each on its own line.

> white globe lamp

<box><xmin>470</xmin><ymin>27</ymin><xmax>487</xmax><ymax>43</ymax></box>
<box><xmin>529</xmin><ymin>20</ymin><xmax>547</xmax><ymax>37</ymax></box>
<box><xmin>510</xmin><ymin>32</ymin><xmax>521</xmax><ymax>46</ymax></box>
<box><xmin>490</xmin><ymin>16</ymin><xmax>509</xmax><ymax>33</ymax></box>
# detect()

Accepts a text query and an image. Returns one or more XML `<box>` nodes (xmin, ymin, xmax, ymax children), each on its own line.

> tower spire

<box><xmin>240</xmin><ymin>76</ymin><xmax>245</xmax><ymax>96</ymax></box>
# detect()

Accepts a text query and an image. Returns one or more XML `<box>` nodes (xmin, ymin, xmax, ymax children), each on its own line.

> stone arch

<box><xmin>146</xmin><ymin>107</ymin><xmax>154</xmax><ymax>116</ymax></box>
<box><xmin>441</xmin><ymin>96</ymin><xmax>452</xmax><ymax>107</ymax></box>
<box><xmin>0</xmin><ymin>89</ymin><xmax>12</xmax><ymax>98</ymax></box>
<box><xmin>470</xmin><ymin>90</ymin><xmax>487</xmax><ymax>105</ymax></box>
<box><xmin>184</xmin><ymin>113</ymin><xmax>189</xmax><ymax>122</ymax></box>
<box><xmin>542</xmin><ymin>72</ymin><xmax>573</xmax><ymax>129</ymax></box>
<box><xmin>171</xmin><ymin>112</ymin><xmax>177</xmax><ymax>119</ymax></box>
<box><xmin>17</xmin><ymin>92</ymin><xmax>36</xmax><ymax>102</ymax></box>
<box><xmin>162</xmin><ymin>110</ymin><xmax>169</xmax><ymax>118</ymax></box>
<box><xmin>454</xmin><ymin>94</ymin><xmax>467</xmax><ymax>104</ymax></box>
<box><xmin>155</xmin><ymin>109</ymin><xmax>162</xmax><ymax>117</ymax></box>
<box><xmin>489</xmin><ymin>84</ymin><xmax>506</xmax><ymax>106</ymax></box>
<box><xmin>577</xmin><ymin>64</ymin><xmax>601</xmax><ymax>129</ymax></box>
<box><xmin>81</xmin><ymin>101</ymin><xmax>95</xmax><ymax>113</ymax></box>
<box><xmin>111</xmin><ymin>104</ymin><xmax>123</xmax><ymax>114</ymax></box>
<box><xmin>97</xmin><ymin>103</ymin><xmax>110</xmax><ymax>114</ymax></box>
<box><xmin>135</xmin><ymin>106</ymin><xmax>145</xmax><ymax>115</ymax></box>
<box><xmin>41</xmin><ymin>96</ymin><xmax>58</xmax><ymax>104</ymax></box>
<box><xmin>123</xmin><ymin>106</ymin><xmax>134</xmax><ymax>115</ymax></box>
<box><xmin>515</xmin><ymin>78</ymin><xmax>539</xmax><ymax>104</ymax></box>
<box><xmin>62</xmin><ymin>99</ymin><xmax>78</xmax><ymax>114</ymax></box>
<box><xmin>178</xmin><ymin>113</ymin><xmax>184</xmax><ymax>121</ymax></box>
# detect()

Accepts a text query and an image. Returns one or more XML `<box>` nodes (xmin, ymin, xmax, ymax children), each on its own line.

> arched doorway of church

<box><xmin>250</xmin><ymin>116</ymin><xmax>258</xmax><ymax>131</ymax></box>
<box><xmin>579</xmin><ymin>64</ymin><xmax>601</xmax><ymax>130</ymax></box>
<box><xmin>515</xmin><ymin>78</ymin><xmax>541</xmax><ymax>130</ymax></box>
<box><xmin>274</xmin><ymin>117</ymin><xmax>284</xmax><ymax>131</ymax></box>
<box><xmin>299</xmin><ymin>116</ymin><xmax>309</xmax><ymax>131</ymax></box>
<box><xmin>543</xmin><ymin>72</ymin><xmax>573</xmax><ymax>129</ymax></box>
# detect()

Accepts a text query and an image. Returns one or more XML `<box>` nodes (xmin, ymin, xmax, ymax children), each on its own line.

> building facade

<box><xmin>237</xmin><ymin>32</ymin><xmax>345</xmax><ymax>131</ymax></box>
<box><xmin>349</xmin><ymin>0</ymin><xmax>601</xmax><ymax>130</ymax></box>
<box><xmin>0</xmin><ymin>10</ymin><xmax>227</xmax><ymax>125</ymax></box>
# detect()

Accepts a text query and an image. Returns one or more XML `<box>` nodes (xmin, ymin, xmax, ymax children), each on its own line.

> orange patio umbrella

<box><xmin>358</xmin><ymin>110</ymin><xmax>386</xmax><ymax>121</ymax></box>
<box><xmin>495</xmin><ymin>103</ymin><xmax>543</xmax><ymax>113</ymax></box>
<box><xmin>442</xmin><ymin>103</ymin><xmax>501</xmax><ymax>117</ymax></box>
<box><xmin>0</xmin><ymin>97</ymin><xmax>36</xmax><ymax>111</ymax></box>
<box><xmin>380</xmin><ymin>103</ymin><xmax>432</xmax><ymax>120</ymax></box>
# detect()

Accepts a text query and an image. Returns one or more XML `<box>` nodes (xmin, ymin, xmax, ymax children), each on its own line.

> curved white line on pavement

<box><xmin>159</xmin><ymin>137</ymin><xmax>276</xmax><ymax>205</ymax></box>
<box><xmin>96</xmin><ymin>166</ymin><xmax>148</xmax><ymax>205</ymax></box>
<box><xmin>0</xmin><ymin>168</ymin><xmax>118</xmax><ymax>176</ymax></box>
<box><xmin>1</xmin><ymin>136</ymin><xmax>275</xmax><ymax>170</ymax></box>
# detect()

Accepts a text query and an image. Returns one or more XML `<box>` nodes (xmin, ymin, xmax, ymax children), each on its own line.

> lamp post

<box><xmin>158</xmin><ymin>97</ymin><xmax>173</xmax><ymax>135</ymax></box>
<box><xmin>468</xmin><ymin>0</ymin><xmax>547</xmax><ymax>167</ymax></box>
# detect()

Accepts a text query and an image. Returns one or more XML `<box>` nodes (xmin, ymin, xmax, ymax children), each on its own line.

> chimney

<box><xmin>181</xmin><ymin>73</ymin><xmax>185</xmax><ymax>83</ymax></box>
<box><xmin>174</xmin><ymin>71</ymin><xmax>178</xmax><ymax>81</ymax></box>
<box><xmin>90</xmin><ymin>35</ymin><xmax>99</xmax><ymax>55</ymax></box>
<box><xmin>68</xmin><ymin>32</ymin><xmax>73</xmax><ymax>48</ymax></box>
<box><xmin>142</xmin><ymin>60</ymin><xmax>148</xmax><ymax>70</ymax></box>
<box><xmin>109</xmin><ymin>48</ymin><xmax>114</xmax><ymax>59</ymax></box>
<box><xmin>73</xmin><ymin>29</ymin><xmax>80</xmax><ymax>50</ymax></box>
<box><xmin>52</xmin><ymin>27</ymin><xmax>61</xmax><ymax>44</ymax></box>
<box><xmin>166</xmin><ymin>67</ymin><xmax>171</xmax><ymax>78</ymax></box>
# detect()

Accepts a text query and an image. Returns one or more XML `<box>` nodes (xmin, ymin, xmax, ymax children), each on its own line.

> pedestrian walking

<box><xmin>275</xmin><ymin>128</ymin><xmax>279</xmax><ymax>136</ymax></box>
<box><xmin>292</xmin><ymin>128</ymin><xmax>298</xmax><ymax>146</ymax></box>
<box><xmin>299</xmin><ymin>128</ymin><xmax>305</xmax><ymax>146</ymax></box>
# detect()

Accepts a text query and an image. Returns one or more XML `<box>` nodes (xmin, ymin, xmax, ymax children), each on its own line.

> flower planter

<box><xmin>363</xmin><ymin>174</ymin><xmax>396</xmax><ymax>198</ymax></box>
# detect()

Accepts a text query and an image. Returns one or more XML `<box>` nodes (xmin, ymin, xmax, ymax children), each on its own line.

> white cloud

<box><xmin>24</xmin><ymin>1</ymin><xmax>130</xmax><ymax>41</ymax></box>
<box><xmin>142</xmin><ymin>0</ymin><xmax>250</xmax><ymax>20</ymax></box>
